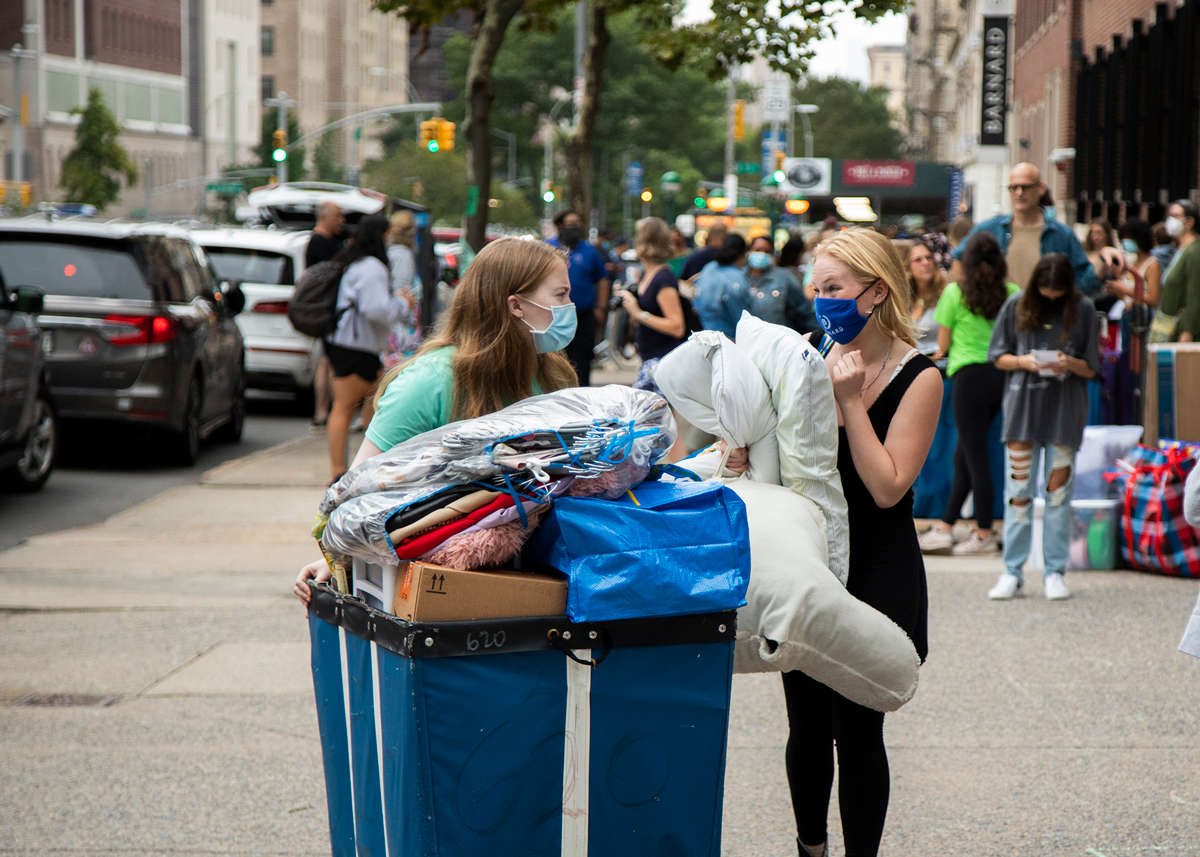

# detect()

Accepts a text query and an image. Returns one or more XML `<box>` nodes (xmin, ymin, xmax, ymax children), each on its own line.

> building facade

<box><xmin>867</xmin><ymin>44</ymin><xmax>907</xmax><ymax>134</ymax></box>
<box><xmin>192</xmin><ymin>0</ymin><xmax>261</xmax><ymax>186</ymax></box>
<box><xmin>904</xmin><ymin>0</ymin><xmax>960</xmax><ymax>164</ymax></box>
<box><xmin>260</xmin><ymin>0</ymin><xmax>409</xmax><ymax>182</ymax></box>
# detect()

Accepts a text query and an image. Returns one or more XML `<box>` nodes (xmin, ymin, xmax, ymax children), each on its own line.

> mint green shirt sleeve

<box><xmin>364</xmin><ymin>349</ymin><xmax>456</xmax><ymax>451</ymax></box>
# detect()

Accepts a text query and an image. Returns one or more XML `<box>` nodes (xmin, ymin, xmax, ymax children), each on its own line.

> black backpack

<box><xmin>288</xmin><ymin>260</ymin><xmax>347</xmax><ymax>338</ymax></box>
<box><xmin>679</xmin><ymin>294</ymin><xmax>703</xmax><ymax>336</ymax></box>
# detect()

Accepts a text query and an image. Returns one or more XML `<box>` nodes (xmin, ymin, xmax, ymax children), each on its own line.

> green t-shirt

<box><xmin>933</xmin><ymin>280</ymin><xmax>1021</xmax><ymax>377</ymax></box>
<box><xmin>365</xmin><ymin>345</ymin><xmax>547</xmax><ymax>451</ymax></box>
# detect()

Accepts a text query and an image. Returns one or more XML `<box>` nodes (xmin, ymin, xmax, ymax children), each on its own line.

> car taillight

<box><xmin>252</xmin><ymin>300</ymin><xmax>290</xmax><ymax>314</ymax></box>
<box><xmin>102</xmin><ymin>314</ymin><xmax>176</xmax><ymax>346</ymax></box>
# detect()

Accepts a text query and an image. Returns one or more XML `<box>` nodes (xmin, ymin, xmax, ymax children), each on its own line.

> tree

<box><xmin>312</xmin><ymin>135</ymin><xmax>341</xmax><ymax>183</ymax></box>
<box><xmin>792</xmin><ymin>77</ymin><xmax>904</xmax><ymax>160</ymax></box>
<box><xmin>59</xmin><ymin>88</ymin><xmax>138</xmax><ymax>212</ymax></box>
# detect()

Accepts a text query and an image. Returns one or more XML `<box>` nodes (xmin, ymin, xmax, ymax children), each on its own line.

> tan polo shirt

<box><xmin>1006</xmin><ymin>223</ymin><xmax>1043</xmax><ymax>289</ymax></box>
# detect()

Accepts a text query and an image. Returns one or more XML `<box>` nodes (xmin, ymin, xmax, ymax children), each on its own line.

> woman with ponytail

<box><xmin>918</xmin><ymin>231</ymin><xmax>1020</xmax><ymax>555</ymax></box>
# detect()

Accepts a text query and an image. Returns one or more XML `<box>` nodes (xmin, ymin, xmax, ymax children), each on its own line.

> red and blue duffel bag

<box><xmin>1106</xmin><ymin>443</ymin><xmax>1200</xmax><ymax>576</ymax></box>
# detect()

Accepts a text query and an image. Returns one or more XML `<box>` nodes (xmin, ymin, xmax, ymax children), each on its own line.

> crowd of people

<box><xmin>293</xmin><ymin>159</ymin><xmax>1199</xmax><ymax>857</ymax></box>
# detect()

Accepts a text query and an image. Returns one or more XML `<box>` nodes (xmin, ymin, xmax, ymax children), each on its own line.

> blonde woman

<box><xmin>778</xmin><ymin>228</ymin><xmax>942</xmax><ymax>857</ymax></box>
<box><xmin>295</xmin><ymin>238</ymin><xmax>577</xmax><ymax>602</ymax></box>
<box><xmin>620</xmin><ymin>216</ymin><xmax>687</xmax><ymax>391</ymax></box>
<box><xmin>384</xmin><ymin>210</ymin><xmax>421</xmax><ymax>366</ymax></box>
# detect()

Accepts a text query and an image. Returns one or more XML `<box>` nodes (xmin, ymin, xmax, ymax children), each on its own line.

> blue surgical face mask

<box><xmin>814</xmin><ymin>283</ymin><xmax>875</xmax><ymax>344</ymax></box>
<box><xmin>1121</xmin><ymin>238</ymin><xmax>1139</xmax><ymax>255</ymax></box>
<box><xmin>521</xmin><ymin>298</ymin><xmax>577</xmax><ymax>353</ymax></box>
<box><xmin>747</xmin><ymin>251</ymin><xmax>773</xmax><ymax>270</ymax></box>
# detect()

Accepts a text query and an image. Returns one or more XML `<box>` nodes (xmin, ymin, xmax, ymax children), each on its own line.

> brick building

<box><xmin>1011</xmin><ymin>0</ymin><xmax>1183</xmax><ymax>224</ymax></box>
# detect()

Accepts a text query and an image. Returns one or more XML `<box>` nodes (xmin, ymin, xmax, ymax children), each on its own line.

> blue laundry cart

<box><xmin>306</xmin><ymin>583</ymin><xmax>737</xmax><ymax>857</ymax></box>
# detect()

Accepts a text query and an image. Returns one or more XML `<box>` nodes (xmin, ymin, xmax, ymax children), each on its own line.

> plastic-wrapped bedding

<box><xmin>319</xmin><ymin>386</ymin><xmax>676</xmax><ymax>566</ymax></box>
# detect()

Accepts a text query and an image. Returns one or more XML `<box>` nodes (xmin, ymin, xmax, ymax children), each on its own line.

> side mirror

<box><xmin>222</xmin><ymin>283</ymin><xmax>246</xmax><ymax>316</ymax></box>
<box><xmin>11</xmin><ymin>287</ymin><xmax>44</xmax><ymax>315</ymax></box>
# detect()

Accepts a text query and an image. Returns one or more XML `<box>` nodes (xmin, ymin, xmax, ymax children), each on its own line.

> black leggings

<box><xmin>782</xmin><ymin>670</ymin><xmax>889</xmax><ymax>857</ymax></box>
<box><xmin>942</xmin><ymin>361</ymin><xmax>1006</xmax><ymax>530</ymax></box>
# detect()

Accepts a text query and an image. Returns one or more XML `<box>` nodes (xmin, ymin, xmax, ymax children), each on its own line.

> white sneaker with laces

<box><xmin>952</xmin><ymin>531</ymin><xmax>1000</xmax><ymax>555</ymax></box>
<box><xmin>918</xmin><ymin>527</ymin><xmax>954</xmax><ymax>554</ymax></box>
<box><xmin>1043</xmin><ymin>573</ymin><xmax>1071</xmax><ymax>601</ymax></box>
<box><xmin>988</xmin><ymin>573</ymin><xmax>1022</xmax><ymax>600</ymax></box>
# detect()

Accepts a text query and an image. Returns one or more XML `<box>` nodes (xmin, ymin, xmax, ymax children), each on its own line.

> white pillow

<box><xmin>654</xmin><ymin>331</ymin><xmax>780</xmax><ymax>483</ymax></box>
<box><xmin>728</xmin><ymin>479</ymin><xmax>920</xmax><ymax>712</ymax></box>
<box><xmin>736</xmin><ymin>312</ymin><xmax>849</xmax><ymax>585</ymax></box>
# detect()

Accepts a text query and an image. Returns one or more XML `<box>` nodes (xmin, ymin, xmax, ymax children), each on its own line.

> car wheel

<box><xmin>3</xmin><ymin>393</ymin><xmax>56</xmax><ymax>492</ymax></box>
<box><xmin>216</xmin><ymin>373</ymin><xmax>246</xmax><ymax>443</ymax></box>
<box><xmin>170</xmin><ymin>376</ymin><xmax>203</xmax><ymax>466</ymax></box>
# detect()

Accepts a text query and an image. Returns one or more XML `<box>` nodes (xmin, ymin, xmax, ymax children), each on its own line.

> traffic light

<box><xmin>693</xmin><ymin>188</ymin><xmax>707</xmax><ymax>208</ymax></box>
<box><xmin>271</xmin><ymin>129</ymin><xmax>288</xmax><ymax>163</ymax></box>
<box><xmin>420</xmin><ymin>118</ymin><xmax>440</xmax><ymax>152</ymax></box>
<box><xmin>542</xmin><ymin>180</ymin><xmax>555</xmax><ymax>203</ymax></box>
<box><xmin>772</xmin><ymin>150</ymin><xmax>786</xmax><ymax>184</ymax></box>
<box><xmin>436</xmin><ymin>119</ymin><xmax>455</xmax><ymax>152</ymax></box>
<box><xmin>733</xmin><ymin>100</ymin><xmax>745</xmax><ymax>142</ymax></box>
<box><xmin>640</xmin><ymin>188</ymin><xmax>653</xmax><ymax>203</ymax></box>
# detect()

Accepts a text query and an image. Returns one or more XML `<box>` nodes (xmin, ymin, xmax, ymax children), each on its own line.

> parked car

<box><xmin>0</xmin><ymin>279</ymin><xmax>55</xmax><ymax>490</ymax></box>
<box><xmin>0</xmin><ymin>219</ymin><xmax>247</xmax><ymax>465</ymax></box>
<box><xmin>192</xmin><ymin>227</ymin><xmax>319</xmax><ymax>399</ymax></box>
<box><xmin>238</xmin><ymin>182</ymin><xmax>394</xmax><ymax>231</ymax></box>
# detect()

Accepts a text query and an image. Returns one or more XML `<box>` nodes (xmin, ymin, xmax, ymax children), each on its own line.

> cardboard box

<box><xmin>1144</xmin><ymin>344</ymin><xmax>1200</xmax><ymax>446</ymax></box>
<box><xmin>391</xmin><ymin>561</ymin><xmax>567</xmax><ymax>622</ymax></box>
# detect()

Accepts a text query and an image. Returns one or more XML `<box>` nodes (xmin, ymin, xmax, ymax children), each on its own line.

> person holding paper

<box><xmin>986</xmin><ymin>253</ymin><xmax>1101</xmax><ymax>601</ymax></box>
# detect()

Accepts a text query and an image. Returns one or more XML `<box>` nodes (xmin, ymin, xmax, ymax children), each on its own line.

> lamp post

<box><xmin>792</xmin><ymin>104</ymin><xmax>819</xmax><ymax>159</ymax></box>
<box><xmin>491</xmin><ymin>127</ymin><xmax>516</xmax><ymax>187</ymax></box>
<box><xmin>542</xmin><ymin>94</ymin><xmax>572</xmax><ymax>224</ymax></box>
<box><xmin>264</xmin><ymin>91</ymin><xmax>297</xmax><ymax>183</ymax></box>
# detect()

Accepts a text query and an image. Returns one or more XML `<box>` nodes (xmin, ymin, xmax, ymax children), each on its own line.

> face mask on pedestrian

<box><xmin>1166</xmin><ymin>216</ymin><xmax>1185</xmax><ymax>238</ymax></box>
<box><xmin>747</xmin><ymin>251</ymin><xmax>773</xmax><ymax>271</ymax></box>
<box><xmin>520</xmin><ymin>298</ymin><xmax>577</xmax><ymax>353</ymax></box>
<box><xmin>1121</xmin><ymin>238</ymin><xmax>1139</xmax><ymax>256</ymax></box>
<box><xmin>559</xmin><ymin>226</ymin><xmax>583</xmax><ymax>247</ymax></box>
<box><xmin>814</xmin><ymin>282</ymin><xmax>876</xmax><ymax>345</ymax></box>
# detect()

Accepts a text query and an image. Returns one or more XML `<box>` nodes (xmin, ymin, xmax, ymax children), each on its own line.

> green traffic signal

<box><xmin>693</xmin><ymin>196</ymin><xmax>705</xmax><ymax>207</ymax></box>
<box><xmin>772</xmin><ymin>169</ymin><xmax>786</xmax><ymax>183</ymax></box>
<box><xmin>427</xmin><ymin>140</ymin><xmax>440</xmax><ymax>153</ymax></box>
<box><xmin>272</xmin><ymin>148</ymin><xmax>287</xmax><ymax>163</ymax></box>
<box><xmin>542</xmin><ymin>190</ymin><xmax>555</xmax><ymax>203</ymax></box>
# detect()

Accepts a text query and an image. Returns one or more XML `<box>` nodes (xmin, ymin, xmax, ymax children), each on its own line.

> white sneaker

<box><xmin>1044</xmin><ymin>573</ymin><xmax>1071</xmax><ymax>601</ymax></box>
<box><xmin>988</xmin><ymin>574</ymin><xmax>1022</xmax><ymax>600</ymax></box>
<box><xmin>918</xmin><ymin>527</ymin><xmax>954</xmax><ymax>554</ymax></box>
<box><xmin>953</xmin><ymin>531</ymin><xmax>1000</xmax><ymax>555</ymax></box>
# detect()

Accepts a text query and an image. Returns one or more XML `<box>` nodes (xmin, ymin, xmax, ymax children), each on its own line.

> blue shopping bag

<box><xmin>530</xmin><ymin>479</ymin><xmax>750</xmax><ymax>622</ymax></box>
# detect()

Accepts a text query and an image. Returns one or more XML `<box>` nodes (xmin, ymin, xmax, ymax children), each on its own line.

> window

<box><xmin>261</xmin><ymin>26</ymin><xmax>275</xmax><ymax>57</ymax></box>
<box><xmin>261</xmin><ymin>75</ymin><xmax>275</xmax><ymax>102</ymax></box>
<box><xmin>203</xmin><ymin>247</ymin><xmax>294</xmax><ymax>285</ymax></box>
<box><xmin>0</xmin><ymin>237</ymin><xmax>151</xmax><ymax>301</ymax></box>
<box><xmin>262</xmin><ymin>0</ymin><xmax>273</xmax><ymax>4</ymax></box>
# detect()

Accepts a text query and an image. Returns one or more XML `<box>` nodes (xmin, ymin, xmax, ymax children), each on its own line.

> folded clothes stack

<box><xmin>317</xmin><ymin>386</ymin><xmax>677</xmax><ymax>570</ymax></box>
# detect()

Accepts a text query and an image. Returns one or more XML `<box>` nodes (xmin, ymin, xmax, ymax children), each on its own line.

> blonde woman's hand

<box><xmin>294</xmin><ymin>558</ymin><xmax>332</xmax><ymax>606</ymax></box>
<box><xmin>829</xmin><ymin>349</ymin><xmax>867</xmax><ymax>404</ymax></box>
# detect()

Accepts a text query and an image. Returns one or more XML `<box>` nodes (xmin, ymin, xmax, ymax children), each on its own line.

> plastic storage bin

<box><xmin>306</xmin><ymin>583</ymin><xmax>736</xmax><ymax>857</ymax></box>
<box><xmin>1068</xmin><ymin>498</ymin><xmax>1121</xmax><ymax>570</ymax></box>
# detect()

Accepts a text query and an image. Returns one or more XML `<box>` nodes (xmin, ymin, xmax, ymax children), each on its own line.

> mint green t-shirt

<box><xmin>365</xmin><ymin>345</ymin><xmax>546</xmax><ymax>451</ymax></box>
<box><xmin>933</xmin><ymin>281</ymin><xmax>1021</xmax><ymax>377</ymax></box>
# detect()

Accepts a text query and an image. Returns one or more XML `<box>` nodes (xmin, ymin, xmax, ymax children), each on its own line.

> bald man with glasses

<box><xmin>950</xmin><ymin>163</ymin><xmax>1123</xmax><ymax>293</ymax></box>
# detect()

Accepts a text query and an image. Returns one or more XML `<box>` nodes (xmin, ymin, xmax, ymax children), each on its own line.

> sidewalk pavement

<box><xmin>2</xmin><ymin>425</ymin><xmax>1199</xmax><ymax>856</ymax></box>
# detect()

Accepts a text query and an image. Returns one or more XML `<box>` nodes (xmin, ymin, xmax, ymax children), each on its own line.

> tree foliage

<box><xmin>59</xmin><ymin>88</ymin><xmax>138</xmax><ymax>211</ymax></box>
<box><xmin>792</xmin><ymin>77</ymin><xmax>905</xmax><ymax>161</ymax></box>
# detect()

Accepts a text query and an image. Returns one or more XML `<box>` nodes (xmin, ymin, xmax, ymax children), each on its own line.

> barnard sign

<box><xmin>981</xmin><ymin>16</ymin><xmax>1009</xmax><ymax>146</ymax></box>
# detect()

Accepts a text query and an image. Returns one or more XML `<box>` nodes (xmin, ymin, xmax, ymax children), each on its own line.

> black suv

<box><xmin>0</xmin><ymin>280</ymin><xmax>55</xmax><ymax>490</ymax></box>
<box><xmin>0</xmin><ymin>219</ymin><xmax>247</xmax><ymax>465</ymax></box>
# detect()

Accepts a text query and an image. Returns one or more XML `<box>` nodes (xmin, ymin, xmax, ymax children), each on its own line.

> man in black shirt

<box><xmin>305</xmin><ymin>202</ymin><xmax>345</xmax><ymax>266</ymax></box>
<box><xmin>305</xmin><ymin>202</ymin><xmax>344</xmax><ymax>426</ymax></box>
<box><xmin>680</xmin><ymin>221</ymin><xmax>728</xmax><ymax>280</ymax></box>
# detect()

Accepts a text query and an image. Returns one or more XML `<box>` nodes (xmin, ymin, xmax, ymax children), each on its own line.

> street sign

<box><xmin>660</xmin><ymin>170</ymin><xmax>681</xmax><ymax>193</ymax></box>
<box><xmin>626</xmin><ymin>161</ymin><xmax>644</xmax><ymax>197</ymax></box>
<box><xmin>778</xmin><ymin>158</ymin><xmax>832</xmax><ymax>196</ymax></box>
<box><xmin>762</xmin><ymin>75</ymin><xmax>792</xmax><ymax>123</ymax></box>
<box><xmin>736</xmin><ymin>161</ymin><xmax>759</xmax><ymax>174</ymax></box>
<box><xmin>760</xmin><ymin>127</ymin><xmax>787</xmax><ymax>176</ymax></box>
<box><xmin>206</xmin><ymin>182</ymin><xmax>243</xmax><ymax>195</ymax></box>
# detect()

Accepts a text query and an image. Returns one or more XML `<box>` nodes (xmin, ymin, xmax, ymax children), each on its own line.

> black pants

<box><xmin>565</xmin><ymin>306</ymin><xmax>596</xmax><ymax>387</ymax></box>
<box><xmin>942</xmin><ymin>361</ymin><xmax>1006</xmax><ymax>530</ymax></box>
<box><xmin>782</xmin><ymin>670</ymin><xmax>889</xmax><ymax>857</ymax></box>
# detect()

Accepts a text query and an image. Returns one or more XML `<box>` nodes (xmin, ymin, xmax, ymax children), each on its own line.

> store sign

<box><xmin>981</xmin><ymin>16</ymin><xmax>1010</xmax><ymax>146</ymax></box>
<box><xmin>842</xmin><ymin>161</ymin><xmax>915</xmax><ymax>187</ymax></box>
<box><xmin>779</xmin><ymin>158</ymin><xmax>832</xmax><ymax>196</ymax></box>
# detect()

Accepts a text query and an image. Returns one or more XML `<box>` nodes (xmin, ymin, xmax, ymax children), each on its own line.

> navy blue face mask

<box><xmin>814</xmin><ymin>282</ymin><xmax>876</xmax><ymax>344</ymax></box>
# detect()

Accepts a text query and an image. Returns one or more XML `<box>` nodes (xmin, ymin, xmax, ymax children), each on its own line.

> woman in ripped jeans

<box><xmin>986</xmin><ymin>253</ymin><xmax>1101</xmax><ymax>600</ymax></box>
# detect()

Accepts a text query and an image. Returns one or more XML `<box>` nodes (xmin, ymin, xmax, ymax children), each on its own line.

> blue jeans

<box><xmin>1003</xmin><ymin>442</ymin><xmax>1076</xmax><ymax>581</ymax></box>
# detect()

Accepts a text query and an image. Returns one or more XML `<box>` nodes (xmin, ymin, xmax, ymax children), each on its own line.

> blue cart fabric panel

<box><xmin>306</xmin><ymin>584</ymin><xmax>736</xmax><ymax>857</ymax></box>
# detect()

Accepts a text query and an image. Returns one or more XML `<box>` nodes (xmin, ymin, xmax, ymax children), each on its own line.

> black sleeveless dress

<box><xmin>837</xmin><ymin>352</ymin><xmax>932</xmax><ymax>662</ymax></box>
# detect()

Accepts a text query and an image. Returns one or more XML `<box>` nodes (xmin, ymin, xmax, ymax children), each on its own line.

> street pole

<box><xmin>622</xmin><ymin>150</ymin><xmax>632</xmax><ymax>239</ymax></box>
<box><xmin>227</xmin><ymin>41</ymin><xmax>237</xmax><ymax>167</ymax></box>
<box><xmin>543</xmin><ymin>125</ymin><xmax>553</xmax><ymax>223</ymax></box>
<box><xmin>143</xmin><ymin>158</ymin><xmax>153</xmax><ymax>217</ymax></box>
<box><xmin>10</xmin><ymin>42</ymin><xmax>36</xmax><ymax>186</ymax></box>
<box><xmin>723</xmin><ymin>63</ymin><xmax>737</xmax><ymax>210</ymax></box>
<box><xmin>275</xmin><ymin>94</ymin><xmax>287</xmax><ymax>184</ymax></box>
<box><xmin>573</xmin><ymin>1</ymin><xmax>587</xmax><ymax>124</ymax></box>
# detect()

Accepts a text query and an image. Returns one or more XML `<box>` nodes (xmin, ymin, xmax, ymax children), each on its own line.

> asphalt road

<box><xmin>0</xmin><ymin>392</ymin><xmax>314</xmax><ymax>551</ymax></box>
